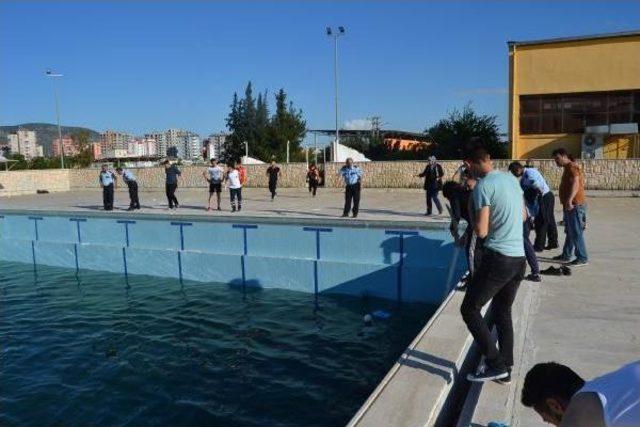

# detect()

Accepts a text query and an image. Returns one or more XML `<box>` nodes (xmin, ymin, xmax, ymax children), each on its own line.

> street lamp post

<box><xmin>46</xmin><ymin>69</ymin><xmax>64</xmax><ymax>169</ymax></box>
<box><xmin>326</xmin><ymin>26</ymin><xmax>345</xmax><ymax>162</ymax></box>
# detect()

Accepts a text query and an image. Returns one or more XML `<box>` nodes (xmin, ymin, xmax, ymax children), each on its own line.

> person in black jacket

<box><xmin>417</xmin><ymin>156</ymin><xmax>444</xmax><ymax>215</ymax></box>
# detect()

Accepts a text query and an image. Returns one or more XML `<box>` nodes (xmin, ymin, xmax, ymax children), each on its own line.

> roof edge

<box><xmin>507</xmin><ymin>30</ymin><xmax>640</xmax><ymax>47</ymax></box>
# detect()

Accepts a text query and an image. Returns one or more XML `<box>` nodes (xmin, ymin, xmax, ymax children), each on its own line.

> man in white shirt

<box><xmin>203</xmin><ymin>158</ymin><xmax>224</xmax><ymax>211</ymax></box>
<box><xmin>521</xmin><ymin>360</ymin><xmax>640</xmax><ymax>426</ymax></box>
<box><xmin>225</xmin><ymin>161</ymin><xmax>243</xmax><ymax>212</ymax></box>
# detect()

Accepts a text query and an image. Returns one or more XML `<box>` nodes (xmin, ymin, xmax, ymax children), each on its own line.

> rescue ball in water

<box><xmin>363</xmin><ymin>314</ymin><xmax>373</xmax><ymax>326</ymax></box>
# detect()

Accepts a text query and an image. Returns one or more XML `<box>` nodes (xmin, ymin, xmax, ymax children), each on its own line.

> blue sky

<box><xmin>1</xmin><ymin>0</ymin><xmax>639</xmax><ymax>145</ymax></box>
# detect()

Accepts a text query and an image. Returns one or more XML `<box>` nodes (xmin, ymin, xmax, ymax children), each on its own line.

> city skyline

<box><xmin>1</xmin><ymin>1</ymin><xmax>639</xmax><ymax>145</ymax></box>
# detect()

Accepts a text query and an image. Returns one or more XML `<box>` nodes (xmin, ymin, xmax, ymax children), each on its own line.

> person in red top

<box><xmin>307</xmin><ymin>163</ymin><xmax>320</xmax><ymax>197</ymax></box>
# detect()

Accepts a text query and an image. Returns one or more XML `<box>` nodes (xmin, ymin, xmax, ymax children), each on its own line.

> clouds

<box><xmin>343</xmin><ymin>118</ymin><xmax>372</xmax><ymax>130</ymax></box>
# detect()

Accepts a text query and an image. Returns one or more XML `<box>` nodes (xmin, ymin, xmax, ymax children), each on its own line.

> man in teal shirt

<box><xmin>461</xmin><ymin>147</ymin><xmax>526</xmax><ymax>384</ymax></box>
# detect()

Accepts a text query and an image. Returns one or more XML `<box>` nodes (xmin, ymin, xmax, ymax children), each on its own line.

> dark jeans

<box><xmin>343</xmin><ymin>183</ymin><xmax>361</xmax><ymax>216</ymax></box>
<box><xmin>127</xmin><ymin>181</ymin><xmax>140</xmax><ymax>208</ymax></box>
<box><xmin>524</xmin><ymin>219</ymin><xmax>539</xmax><ymax>275</ymax></box>
<box><xmin>464</xmin><ymin>227</ymin><xmax>484</xmax><ymax>278</ymax></box>
<box><xmin>165</xmin><ymin>183</ymin><xmax>179</xmax><ymax>208</ymax></box>
<box><xmin>230</xmin><ymin>188</ymin><xmax>242</xmax><ymax>208</ymax></box>
<box><xmin>102</xmin><ymin>184</ymin><xmax>114</xmax><ymax>210</ymax></box>
<box><xmin>269</xmin><ymin>180</ymin><xmax>277</xmax><ymax>198</ymax></box>
<box><xmin>425</xmin><ymin>184</ymin><xmax>443</xmax><ymax>214</ymax></box>
<box><xmin>460</xmin><ymin>248</ymin><xmax>526</xmax><ymax>370</ymax></box>
<box><xmin>534</xmin><ymin>191</ymin><xmax>558</xmax><ymax>250</ymax></box>
<box><xmin>308</xmin><ymin>180</ymin><xmax>318</xmax><ymax>196</ymax></box>
<box><xmin>562</xmin><ymin>205</ymin><xmax>588</xmax><ymax>262</ymax></box>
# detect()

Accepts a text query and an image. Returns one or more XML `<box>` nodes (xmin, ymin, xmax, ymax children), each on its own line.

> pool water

<box><xmin>0</xmin><ymin>261</ymin><xmax>437</xmax><ymax>427</ymax></box>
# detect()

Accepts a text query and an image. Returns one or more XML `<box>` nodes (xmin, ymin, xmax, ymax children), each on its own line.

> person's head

<box><xmin>101</xmin><ymin>164</ymin><xmax>108</xmax><ymax>172</ymax></box>
<box><xmin>210</xmin><ymin>158</ymin><xmax>217</xmax><ymax>166</ymax></box>
<box><xmin>521</xmin><ymin>362</ymin><xmax>585</xmax><ymax>426</ymax></box>
<box><xmin>162</xmin><ymin>160</ymin><xmax>170</xmax><ymax>168</ymax></box>
<box><xmin>346</xmin><ymin>157</ymin><xmax>354</xmax><ymax>167</ymax></box>
<box><xmin>508</xmin><ymin>161</ymin><xmax>525</xmax><ymax>178</ymax></box>
<box><xmin>229</xmin><ymin>161</ymin><xmax>236</xmax><ymax>169</ymax></box>
<box><xmin>552</xmin><ymin>148</ymin><xmax>572</xmax><ymax>167</ymax></box>
<box><xmin>271</xmin><ymin>159</ymin><xmax>276</xmax><ymax>166</ymax></box>
<box><xmin>429</xmin><ymin>155</ymin><xmax>437</xmax><ymax>165</ymax></box>
<box><xmin>237</xmin><ymin>158</ymin><xmax>243</xmax><ymax>166</ymax></box>
<box><xmin>309</xmin><ymin>162</ymin><xmax>316</xmax><ymax>169</ymax></box>
<box><xmin>469</xmin><ymin>147</ymin><xmax>493</xmax><ymax>177</ymax></box>
<box><xmin>115</xmin><ymin>167</ymin><xmax>123</xmax><ymax>175</ymax></box>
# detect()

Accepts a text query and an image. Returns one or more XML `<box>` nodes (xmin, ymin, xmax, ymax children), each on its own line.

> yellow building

<box><xmin>508</xmin><ymin>31</ymin><xmax>640</xmax><ymax>159</ymax></box>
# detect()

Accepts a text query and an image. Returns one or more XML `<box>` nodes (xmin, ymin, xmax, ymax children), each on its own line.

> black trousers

<box><xmin>102</xmin><ymin>184</ymin><xmax>114</xmax><ymax>210</ymax></box>
<box><xmin>343</xmin><ymin>183</ymin><xmax>361</xmax><ymax>216</ymax></box>
<box><xmin>534</xmin><ymin>191</ymin><xmax>558</xmax><ymax>250</ymax></box>
<box><xmin>268</xmin><ymin>180</ymin><xmax>277</xmax><ymax>198</ymax></box>
<box><xmin>127</xmin><ymin>181</ymin><xmax>140</xmax><ymax>208</ymax></box>
<box><xmin>165</xmin><ymin>183</ymin><xmax>179</xmax><ymax>208</ymax></box>
<box><xmin>460</xmin><ymin>248</ymin><xmax>525</xmax><ymax>370</ymax></box>
<box><xmin>308</xmin><ymin>180</ymin><xmax>318</xmax><ymax>196</ymax></box>
<box><xmin>230</xmin><ymin>188</ymin><xmax>242</xmax><ymax>208</ymax></box>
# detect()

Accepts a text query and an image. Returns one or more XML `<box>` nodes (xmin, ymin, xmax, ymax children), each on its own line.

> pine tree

<box><xmin>223</xmin><ymin>92</ymin><xmax>245</xmax><ymax>162</ymax></box>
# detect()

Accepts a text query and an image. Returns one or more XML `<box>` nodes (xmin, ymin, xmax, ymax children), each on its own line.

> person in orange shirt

<box><xmin>237</xmin><ymin>158</ymin><xmax>247</xmax><ymax>186</ymax></box>
<box><xmin>552</xmin><ymin>149</ymin><xmax>588</xmax><ymax>267</ymax></box>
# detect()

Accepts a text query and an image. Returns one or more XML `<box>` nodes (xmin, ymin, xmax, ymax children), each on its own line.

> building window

<box><xmin>519</xmin><ymin>90</ymin><xmax>640</xmax><ymax>134</ymax></box>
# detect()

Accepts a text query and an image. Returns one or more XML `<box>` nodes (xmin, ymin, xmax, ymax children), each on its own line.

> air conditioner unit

<box><xmin>581</xmin><ymin>133</ymin><xmax>605</xmax><ymax>159</ymax></box>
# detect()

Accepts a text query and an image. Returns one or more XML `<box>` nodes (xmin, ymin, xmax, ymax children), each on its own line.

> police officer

<box><xmin>116</xmin><ymin>167</ymin><xmax>140</xmax><ymax>211</ymax></box>
<box><xmin>340</xmin><ymin>157</ymin><xmax>363</xmax><ymax>218</ymax></box>
<box><xmin>98</xmin><ymin>164</ymin><xmax>116</xmax><ymax>211</ymax></box>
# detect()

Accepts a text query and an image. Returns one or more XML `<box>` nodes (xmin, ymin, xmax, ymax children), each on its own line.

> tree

<box><xmin>70</xmin><ymin>130</ymin><xmax>93</xmax><ymax>167</ymax></box>
<box><xmin>225</xmin><ymin>83</ymin><xmax>306</xmax><ymax>162</ymax></box>
<box><xmin>267</xmin><ymin>89</ymin><xmax>307</xmax><ymax>161</ymax></box>
<box><xmin>426</xmin><ymin>104</ymin><xmax>507</xmax><ymax>159</ymax></box>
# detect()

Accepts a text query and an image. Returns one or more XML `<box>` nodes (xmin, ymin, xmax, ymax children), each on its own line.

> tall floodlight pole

<box><xmin>326</xmin><ymin>26</ymin><xmax>345</xmax><ymax>162</ymax></box>
<box><xmin>46</xmin><ymin>69</ymin><xmax>64</xmax><ymax>168</ymax></box>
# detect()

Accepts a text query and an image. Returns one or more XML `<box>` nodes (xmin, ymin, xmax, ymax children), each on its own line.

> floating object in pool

<box><xmin>372</xmin><ymin>310</ymin><xmax>391</xmax><ymax>320</ymax></box>
<box><xmin>363</xmin><ymin>314</ymin><xmax>373</xmax><ymax>326</ymax></box>
<box><xmin>487</xmin><ymin>422</ymin><xmax>509</xmax><ymax>427</ymax></box>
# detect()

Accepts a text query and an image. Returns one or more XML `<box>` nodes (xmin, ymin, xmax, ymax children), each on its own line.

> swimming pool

<box><xmin>0</xmin><ymin>210</ymin><xmax>465</xmax><ymax>425</ymax></box>
<box><xmin>1</xmin><ymin>261</ymin><xmax>438</xmax><ymax>426</ymax></box>
<box><xmin>0</xmin><ymin>211</ymin><xmax>465</xmax><ymax>304</ymax></box>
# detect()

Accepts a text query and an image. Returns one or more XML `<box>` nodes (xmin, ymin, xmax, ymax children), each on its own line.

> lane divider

<box><xmin>303</xmin><ymin>227</ymin><xmax>333</xmax><ymax>308</ymax></box>
<box><xmin>116</xmin><ymin>220</ymin><xmax>136</xmax><ymax>247</ymax></box>
<box><xmin>385</xmin><ymin>230</ymin><xmax>420</xmax><ymax>303</ymax></box>
<box><xmin>69</xmin><ymin>218</ymin><xmax>87</xmax><ymax>244</ymax></box>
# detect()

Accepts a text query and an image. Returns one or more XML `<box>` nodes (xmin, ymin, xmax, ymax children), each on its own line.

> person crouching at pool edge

<box><xmin>116</xmin><ymin>167</ymin><xmax>140</xmax><ymax>211</ymax></box>
<box><xmin>98</xmin><ymin>164</ymin><xmax>116</xmax><ymax>211</ymax></box>
<box><xmin>521</xmin><ymin>360</ymin><xmax>640</xmax><ymax>426</ymax></box>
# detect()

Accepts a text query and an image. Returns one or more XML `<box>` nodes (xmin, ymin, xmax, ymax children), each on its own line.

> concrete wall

<box><xmin>1</xmin><ymin>159</ymin><xmax>639</xmax><ymax>196</ymax></box>
<box><xmin>70</xmin><ymin>160</ymin><xmax>635</xmax><ymax>190</ymax></box>
<box><xmin>0</xmin><ymin>212</ymin><xmax>464</xmax><ymax>304</ymax></box>
<box><xmin>0</xmin><ymin>170</ymin><xmax>70</xmax><ymax>197</ymax></box>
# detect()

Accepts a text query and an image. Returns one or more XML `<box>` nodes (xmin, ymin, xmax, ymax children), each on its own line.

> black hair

<box><xmin>116</xmin><ymin>167</ymin><xmax>123</xmax><ymax>172</ymax></box>
<box><xmin>210</xmin><ymin>158</ymin><xmax>216</xmax><ymax>163</ymax></box>
<box><xmin>521</xmin><ymin>362</ymin><xmax>585</xmax><ymax>408</ymax></box>
<box><xmin>469</xmin><ymin>146</ymin><xmax>490</xmax><ymax>163</ymax></box>
<box><xmin>551</xmin><ymin>148</ymin><xmax>569</xmax><ymax>157</ymax></box>
<box><xmin>508</xmin><ymin>161</ymin><xmax>524</xmax><ymax>174</ymax></box>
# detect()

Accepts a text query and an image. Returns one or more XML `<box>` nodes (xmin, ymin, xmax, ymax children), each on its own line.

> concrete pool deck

<box><xmin>2</xmin><ymin>189</ymin><xmax>639</xmax><ymax>426</ymax></box>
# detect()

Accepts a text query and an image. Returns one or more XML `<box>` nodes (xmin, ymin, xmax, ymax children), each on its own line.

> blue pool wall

<box><xmin>0</xmin><ymin>212</ymin><xmax>466</xmax><ymax>304</ymax></box>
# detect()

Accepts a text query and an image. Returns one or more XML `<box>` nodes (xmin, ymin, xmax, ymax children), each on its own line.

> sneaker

<box><xmin>568</xmin><ymin>259</ymin><xmax>588</xmax><ymax>267</ymax></box>
<box><xmin>467</xmin><ymin>366</ymin><xmax>509</xmax><ymax>383</ymax></box>
<box><xmin>341</xmin><ymin>214</ymin><xmax>349</xmax><ymax>218</ymax></box>
<box><xmin>495</xmin><ymin>372</ymin><xmax>512</xmax><ymax>385</ymax></box>
<box><xmin>237</xmin><ymin>206</ymin><xmax>242</xmax><ymax>211</ymax></box>
<box><xmin>525</xmin><ymin>273</ymin><xmax>542</xmax><ymax>282</ymax></box>
<box><xmin>352</xmin><ymin>214</ymin><xmax>358</xmax><ymax>218</ymax></box>
<box><xmin>545</xmin><ymin>243</ymin><xmax>559</xmax><ymax>250</ymax></box>
<box><xmin>217</xmin><ymin>207</ymin><xmax>222</xmax><ymax>211</ymax></box>
<box><xmin>560</xmin><ymin>266</ymin><xmax>572</xmax><ymax>276</ymax></box>
<box><xmin>552</xmin><ymin>255</ymin><xmax>570</xmax><ymax>262</ymax></box>
<box><xmin>424</xmin><ymin>212</ymin><xmax>432</xmax><ymax>216</ymax></box>
<box><xmin>540</xmin><ymin>266</ymin><xmax>563</xmax><ymax>276</ymax></box>
<box><xmin>231</xmin><ymin>206</ymin><xmax>236</xmax><ymax>212</ymax></box>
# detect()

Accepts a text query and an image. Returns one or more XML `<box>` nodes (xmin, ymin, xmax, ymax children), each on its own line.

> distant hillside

<box><xmin>0</xmin><ymin>123</ymin><xmax>101</xmax><ymax>156</ymax></box>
